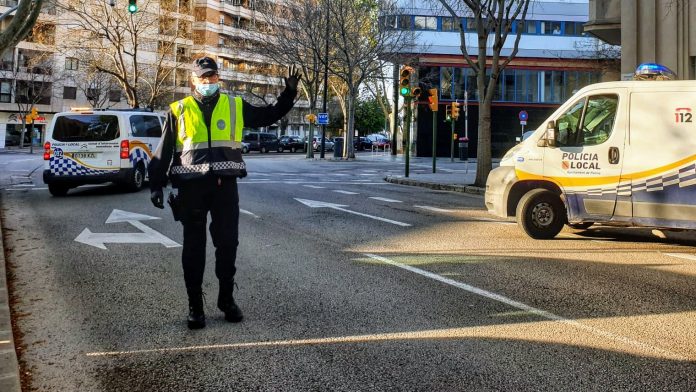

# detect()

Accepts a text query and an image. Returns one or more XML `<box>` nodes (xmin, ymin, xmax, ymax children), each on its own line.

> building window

<box><xmin>65</xmin><ymin>57</ymin><xmax>79</xmax><ymax>71</ymax></box>
<box><xmin>541</xmin><ymin>21</ymin><xmax>562</xmax><ymax>35</ymax></box>
<box><xmin>564</xmin><ymin>22</ymin><xmax>584</xmax><ymax>36</ymax></box>
<box><xmin>502</xmin><ymin>70</ymin><xmax>515</xmax><ymax>101</ymax></box>
<box><xmin>517</xmin><ymin>20</ymin><xmax>537</xmax><ymax>34</ymax></box>
<box><xmin>414</xmin><ymin>16</ymin><xmax>437</xmax><ymax>30</ymax></box>
<box><xmin>86</xmin><ymin>88</ymin><xmax>98</xmax><ymax>100</ymax></box>
<box><xmin>109</xmin><ymin>90</ymin><xmax>121</xmax><ymax>102</ymax></box>
<box><xmin>0</xmin><ymin>80</ymin><xmax>11</xmax><ymax>103</ymax></box>
<box><xmin>440</xmin><ymin>67</ymin><xmax>453</xmax><ymax>99</ymax></box>
<box><xmin>441</xmin><ymin>17</ymin><xmax>459</xmax><ymax>32</ymax></box>
<box><xmin>465</xmin><ymin>18</ymin><xmax>476</xmax><ymax>31</ymax></box>
<box><xmin>397</xmin><ymin>15</ymin><xmax>412</xmax><ymax>30</ymax></box>
<box><xmin>63</xmin><ymin>86</ymin><xmax>77</xmax><ymax>100</ymax></box>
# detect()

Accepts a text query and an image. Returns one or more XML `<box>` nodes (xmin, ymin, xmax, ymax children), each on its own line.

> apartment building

<box><xmin>0</xmin><ymin>0</ymin><xmax>307</xmax><ymax>148</ymax></box>
<box><xmin>391</xmin><ymin>0</ymin><xmax>617</xmax><ymax>158</ymax></box>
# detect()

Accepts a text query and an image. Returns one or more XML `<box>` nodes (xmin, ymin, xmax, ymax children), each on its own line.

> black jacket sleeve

<box><xmin>148</xmin><ymin>109</ymin><xmax>177</xmax><ymax>192</ymax></box>
<box><xmin>242</xmin><ymin>86</ymin><xmax>297</xmax><ymax>128</ymax></box>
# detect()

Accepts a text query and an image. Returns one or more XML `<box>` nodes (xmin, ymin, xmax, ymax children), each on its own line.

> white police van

<box><xmin>486</xmin><ymin>64</ymin><xmax>696</xmax><ymax>238</ymax></box>
<box><xmin>42</xmin><ymin>108</ymin><xmax>164</xmax><ymax>196</ymax></box>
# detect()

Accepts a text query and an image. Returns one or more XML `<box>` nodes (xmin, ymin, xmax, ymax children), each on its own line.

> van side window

<box><xmin>243</xmin><ymin>134</ymin><xmax>256</xmax><ymax>142</ymax></box>
<box><xmin>130</xmin><ymin>115</ymin><xmax>162</xmax><ymax>138</ymax></box>
<box><xmin>556</xmin><ymin>98</ymin><xmax>585</xmax><ymax>147</ymax></box>
<box><xmin>580</xmin><ymin>94</ymin><xmax>618</xmax><ymax>146</ymax></box>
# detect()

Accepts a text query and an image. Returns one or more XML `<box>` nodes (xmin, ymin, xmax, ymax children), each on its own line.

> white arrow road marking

<box><xmin>333</xmin><ymin>190</ymin><xmax>359</xmax><ymax>195</ymax></box>
<box><xmin>75</xmin><ymin>209</ymin><xmax>180</xmax><ymax>250</ymax></box>
<box><xmin>414</xmin><ymin>205</ymin><xmax>453</xmax><ymax>213</ymax></box>
<box><xmin>240</xmin><ymin>209</ymin><xmax>260</xmax><ymax>219</ymax></box>
<box><xmin>294</xmin><ymin>198</ymin><xmax>411</xmax><ymax>227</ymax></box>
<box><xmin>369</xmin><ymin>197</ymin><xmax>402</xmax><ymax>203</ymax></box>
<box><xmin>303</xmin><ymin>185</ymin><xmax>325</xmax><ymax>189</ymax></box>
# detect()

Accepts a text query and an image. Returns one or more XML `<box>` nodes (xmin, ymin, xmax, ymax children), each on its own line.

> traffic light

<box><xmin>411</xmin><ymin>86</ymin><xmax>421</xmax><ymax>99</ymax></box>
<box><xmin>445</xmin><ymin>105</ymin><xmax>451</xmax><ymax>121</ymax></box>
<box><xmin>451</xmin><ymin>102</ymin><xmax>460</xmax><ymax>120</ymax></box>
<box><xmin>399</xmin><ymin>66</ymin><xmax>414</xmax><ymax>96</ymax></box>
<box><xmin>427</xmin><ymin>88</ymin><xmax>438</xmax><ymax>111</ymax></box>
<box><xmin>128</xmin><ymin>0</ymin><xmax>137</xmax><ymax>13</ymax></box>
<box><xmin>305</xmin><ymin>113</ymin><xmax>316</xmax><ymax>123</ymax></box>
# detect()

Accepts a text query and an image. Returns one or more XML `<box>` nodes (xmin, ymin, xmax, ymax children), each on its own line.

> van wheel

<box><xmin>568</xmin><ymin>222</ymin><xmax>594</xmax><ymax>230</ymax></box>
<box><xmin>127</xmin><ymin>164</ymin><xmax>145</xmax><ymax>192</ymax></box>
<box><xmin>516</xmin><ymin>189</ymin><xmax>566</xmax><ymax>239</ymax></box>
<box><xmin>242</xmin><ymin>146</ymin><xmax>249</xmax><ymax>154</ymax></box>
<box><xmin>48</xmin><ymin>184</ymin><xmax>69</xmax><ymax>197</ymax></box>
<box><xmin>261</xmin><ymin>146</ymin><xmax>268</xmax><ymax>153</ymax></box>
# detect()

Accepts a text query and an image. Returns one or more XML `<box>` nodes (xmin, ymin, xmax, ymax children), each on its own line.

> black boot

<box><xmin>187</xmin><ymin>290</ymin><xmax>206</xmax><ymax>329</ymax></box>
<box><xmin>218</xmin><ymin>281</ymin><xmax>243</xmax><ymax>323</ymax></box>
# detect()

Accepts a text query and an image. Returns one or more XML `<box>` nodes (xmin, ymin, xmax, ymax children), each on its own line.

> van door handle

<box><xmin>609</xmin><ymin>147</ymin><xmax>620</xmax><ymax>164</ymax></box>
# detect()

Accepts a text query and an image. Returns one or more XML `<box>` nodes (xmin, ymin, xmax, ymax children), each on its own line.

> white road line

<box><xmin>414</xmin><ymin>205</ymin><xmax>453</xmax><ymax>213</ymax></box>
<box><xmin>470</xmin><ymin>217</ymin><xmax>516</xmax><ymax>225</ymax></box>
<box><xmin>663</xmin><ymin>253</ymin><xmax>696</xmax><ymax>262</ymax></box>
<box><xmin>10</xmin><ymin>184</ymin><xmax>34</xmax><ymax>187</ymax></box>
<box><xmin>333</xmin><ymin>190</ymin><xmax>359</xmax><ymax>195</ymax></box>
<box><xmin>364</xmin><ymin>253</ymin><xmax>689</xmax><ymax>362</ymax></box>
<box><xmin>240</xmin><ymin>209</ymin><xmax>260</xmax><ymax>219</ymax></box>
<box><xmin>369</xmin><ymin>197</ymin><xmax>402</xmax><ymax>203</ymax></box>
<box><xmin>303</xmin><ymin>185</ymin><xmax>326</xmax><ymax>189</ymax></box>
<box><xmin>30</xmin><ymin>187</ymin><xmax>48</xmax><ymax>191</ymax></box>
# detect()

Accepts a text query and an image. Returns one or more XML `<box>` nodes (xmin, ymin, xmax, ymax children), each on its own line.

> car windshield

<box><xmin>52</xmin><ymin>114</ymin><xmax>120</xmax><ymax>142</ymax></box>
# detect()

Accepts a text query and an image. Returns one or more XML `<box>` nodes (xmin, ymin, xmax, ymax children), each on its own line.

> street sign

<box><xmin>317</xmin><ymin>112</ymin><xmax>329</xmax><ymax>125</ymax></box>
<box><xmin>520</xmin><ymin>120</ymin><xmax>527</xmax><ymax>126</ymax></box>
<box><xmin>518</xmin><ymin>110</ymin><xmax>528</xmax><ymax>121</ymax></box>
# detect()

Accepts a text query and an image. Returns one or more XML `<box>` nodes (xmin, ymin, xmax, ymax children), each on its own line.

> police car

<box><xmin>42</xmin><ymin>108</ymin><xmax>164</xmax><ymax>196</ymax></box>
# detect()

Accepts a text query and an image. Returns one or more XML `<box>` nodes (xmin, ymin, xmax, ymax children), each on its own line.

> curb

<box><xmin>384</xmin><ymin>175</ymin><xmax>486</xmax><ymax>195</ymax></box>
<box><xmin>0</xmin><ymin>207</ymin><xmax>21</xmax><ymax>392</ymax></box>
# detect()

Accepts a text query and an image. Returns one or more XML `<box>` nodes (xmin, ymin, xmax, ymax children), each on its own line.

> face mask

<box><xmin>196</xmin><ymin>83</ymin><xmax>219</xmax><ymax>97</ymax></box>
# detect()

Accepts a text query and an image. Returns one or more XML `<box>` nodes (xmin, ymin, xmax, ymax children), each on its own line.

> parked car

<box><xmin>241</xmin><ymin>141</ymin><xmax>250</xmax><ymax>153</ymax></box>
<box><xmin>333</xmin><ymin>136</ymin><xmax>370</xmax><ymax>151</ymax></box>
<box><xmin>305</xmin><ymin>136</ymin><xmax>334</xmax><ymax>152</ymax></box>
<box><xmin>277</xmin><ymin>135</ymin><xmax>304</xmax><ymax>153</ymax></box>
<box><xmin>242</xmin><ymin>132</ymin><xmax>279</xmax><ymax>153</ymax></box>
<box><xmin>366</xmin><ymin>134</ymin><xmax>391</xmax><ymax>149</ymax></box>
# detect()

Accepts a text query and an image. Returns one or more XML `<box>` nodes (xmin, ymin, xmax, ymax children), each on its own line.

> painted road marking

<box><xmin>369</xmin><ymin>197</ymin><xmax>402</xmax><ymax>203</ymax></box>
<box><xmin>240</xmin><ymin>209</ymin><xmax>260</xmax><ymax>219</ymax></box>
<box><xmin>10</xmin><ymin>184</ymin><xmax>34</xmax><ymax>187</ymax></box>
<box><xmin>364</xmin><ymin>253</ymin><xmax>689</xmax><ymax>362</ymax></box>
<box><xmin>303</xmin><ymin>185</ymin><xmax>326</xmax><ymax>189</ymax></box>
<box><xmin>31</xmin><ymin>187</ymin><xmax>48</xmax><ymax>191</ymax></box>
<box><xmin>75</xmin><ymin>209</ymin><xmax>180</xmax><ymax>250</ymax></box>
<box><xmin>333</xmin><ymin>190</ymin><xmax>359</xmax><ymax>195</ymax></box>
<box><xmin>295</xmin><ymin>198</ymin><xmax>411</xmax><ymax>227</ymax></box>
<box><xmin>663</xmin><ymin>253</ymin><xmax>696</xmax><ymax>262</ymax></box>
<box><xmin>414</xmin><ymin>205</ymin><xmax>453</xmax><ymax>213</ymax></box>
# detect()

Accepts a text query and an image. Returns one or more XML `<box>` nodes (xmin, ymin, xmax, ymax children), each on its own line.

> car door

<box><xmin>543</xmin><ymin>90</ymin><xmax>627</xmax><ymax>223</ymax></box>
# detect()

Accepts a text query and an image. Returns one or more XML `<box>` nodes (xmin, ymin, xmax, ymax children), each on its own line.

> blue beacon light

<box><xmin>633</xmin><ymin>63</ymin><xmax>677</xmax><ymax>80</ymax></box>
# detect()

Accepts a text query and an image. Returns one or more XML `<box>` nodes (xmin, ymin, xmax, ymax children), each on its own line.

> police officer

<box><xmin>148</xmin><ymin>57</ymin><xmax>300</xmax><ymax>329</ymax></box>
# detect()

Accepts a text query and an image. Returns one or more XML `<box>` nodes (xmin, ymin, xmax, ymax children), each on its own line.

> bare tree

<box><xmin>437</xmin><ymin>0</ymin><xmax>531</xmax><ymax>186</ymax></box>
<box><xmin>67</xmin><ymin>66</ymin><xmax>121</xmax><ymax>108</ymax></box>
<box><xmin>328</xmin><ymin>0</ymin><xmax>416</xmax><ymax>158</ymax></box>
<box><xmin>57</xmin><ymin>0</ymin><xmax>192</xmax><ymax>108</ymax></box>
<box><xmin>0</xmin><ymin>0</ymin><xmax>45</xmax><ymax>57</ymax></box>
<box><xmin>253</xmin><ymin>0</ymin><xmax>329</xmax><ymax>157</ymax></box>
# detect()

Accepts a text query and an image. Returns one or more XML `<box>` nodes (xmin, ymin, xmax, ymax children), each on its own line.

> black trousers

<box><xmin>178</xmin><ymin>176</ymin><xmax>239</xmax><ymax>292</ymax></box>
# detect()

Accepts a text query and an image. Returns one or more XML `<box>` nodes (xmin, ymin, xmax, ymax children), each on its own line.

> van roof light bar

<box><xmin>633</xmin><ymin>63</ymin><xmax>677</xmax><ymax>81</ymax></box>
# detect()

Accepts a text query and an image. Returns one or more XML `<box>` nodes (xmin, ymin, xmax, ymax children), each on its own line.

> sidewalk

<box><xmin>371</xmin><ymin>154</ymin><xmax>496</xmax><ymax>195</ymax></box>
<box><xmin>0</xmin><ymin>213</ymin><xmax>20</xmax><ymax>392</ymax></box>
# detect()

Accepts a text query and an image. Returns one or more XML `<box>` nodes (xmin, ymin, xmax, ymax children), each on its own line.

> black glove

<box><xmin>151</xmin><ymin>189</ymin><xmax>164</xmax><ymax>209</ymax></box>
<box><xmin>284</xmin><ymin>65</ymin><xmax>302</xmax><ymax>91</ymax></box>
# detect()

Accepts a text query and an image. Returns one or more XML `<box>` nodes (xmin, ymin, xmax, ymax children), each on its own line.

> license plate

<box><xmin>72</xmin><ymin>152</ymin><xmax>97</xmax><ymax>159</ymax></box>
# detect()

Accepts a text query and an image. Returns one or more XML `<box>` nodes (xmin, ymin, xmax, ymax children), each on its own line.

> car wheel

<box><xmin>568</xmin><ymin>222</ymin><xmax>594</xmax><ymax>230</ymax></box>
<box><xmin>261</xmin><ymin>146</ymin><xmax>267</xmax><ymax>153</ymax></box>
<box><xmin>48</xmin><ymin>184</ymin><xmax>69</xmax><ymax>197</ymax></box>
<box><xmin>242</xmin><ymin>146</ymin><xmax>249</xmax><ymax>154</ymax></box>
<box><xmin>516</xmin><ymin>189</ymin><xmax>566</xmax><ymax>239</ymax></box>
<box><xmin>278</xmin><ymin>146</ymin><xmax>284</xmax><ymax>153</ymax></box>
<box><xmin>127</xmin><ymin>163</ymin><xmax>146</xmax><ymax>192</ymax></box>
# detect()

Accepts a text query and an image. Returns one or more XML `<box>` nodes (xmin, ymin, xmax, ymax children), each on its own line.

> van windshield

<box><xmin>52</xmin><ymin>115</ymin><xmax>120</xmax><ymax>142</ymax></box>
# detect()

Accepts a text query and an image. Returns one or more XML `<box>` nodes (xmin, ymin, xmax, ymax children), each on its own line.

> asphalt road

<box><xmin>1</xmin><ymin>152</ymin><xmax>695</xmax><ymax>391</ymax></box>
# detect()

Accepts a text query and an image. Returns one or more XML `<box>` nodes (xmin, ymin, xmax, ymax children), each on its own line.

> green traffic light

<box><xmin>128</xmin><ymin>2</ymin><xmax>137</xmax><ymax>13</ymax></box>
<box><xmin>399</xmin><ymin>87</ymin><xmax>410</xmax><ymax>96</ymax></box>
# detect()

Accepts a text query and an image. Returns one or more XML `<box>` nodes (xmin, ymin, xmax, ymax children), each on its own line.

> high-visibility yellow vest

<box><xmin>169</xmin><ymin>94</ymin><xmax>246</xmax><ymax>180</ymax></box>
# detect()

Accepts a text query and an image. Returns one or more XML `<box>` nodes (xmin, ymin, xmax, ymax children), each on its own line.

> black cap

<box><xmin>192</xmin><ymin>57</ymin><xmax>219</xmax><ymax>77</ymax></box>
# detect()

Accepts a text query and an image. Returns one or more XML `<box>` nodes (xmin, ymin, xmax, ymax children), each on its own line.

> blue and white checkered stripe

<box><xmin>49</xmin><ymin>157</ymin><xmax>116</xmax><ymax>176</ymax></box>
<box><xmin>129</xmin><ymin>147</ymin><xmax>150</xmax><ymax>167</ymax></box>
<box><xmin>565</xmin><ymin>162</ymin><xmax>696</xmax><ymax>196</ymax></box>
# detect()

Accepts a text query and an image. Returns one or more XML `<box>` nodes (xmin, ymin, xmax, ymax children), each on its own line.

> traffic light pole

<box><xmin>450</xmin><ymin>118</ymin><xmax>455</xmax><ymax>162</ymax></box>
<box><xmin>432</xmin><ymin>110</ymin><xmax>437</xmax><ymax>173</ymax></box>
<box><xmin>404</xmin><ymin>98</ymin><xmax>411</xmax><ymax>178</ymax></box>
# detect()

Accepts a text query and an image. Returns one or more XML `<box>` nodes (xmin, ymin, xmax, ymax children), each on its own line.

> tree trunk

<box><xmin>475</xmin><ymin>99</ymin><xmax>492</xmax><ymax>187</ymax></box>
<box><xmin>346</xmin><ymin>91</ymin><xmax>355</xmax><ymax>159</ymax></box>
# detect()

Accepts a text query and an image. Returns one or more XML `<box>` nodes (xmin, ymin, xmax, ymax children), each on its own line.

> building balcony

<box><xmin>585</xmin><ymin>0</ymin><xmax>621</xmax><ymax>45</ymax></box>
